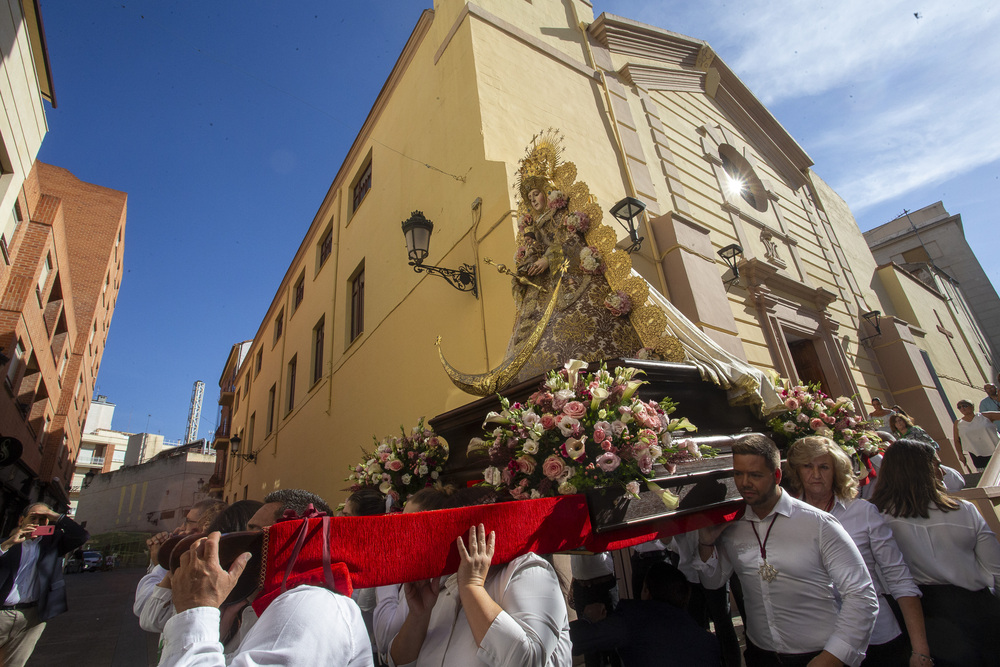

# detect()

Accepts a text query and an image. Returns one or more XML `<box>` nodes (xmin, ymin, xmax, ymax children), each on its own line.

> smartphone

<box><xmin>30</xmin><ymin>525</ymin><xmax>55</xmax><ymax>538</ymax></box>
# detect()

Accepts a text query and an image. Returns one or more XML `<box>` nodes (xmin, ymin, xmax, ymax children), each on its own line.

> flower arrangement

<box><xmin>604</xmin><ymin>290</ymin><xmax>632</xmax><ymax>317</ymax></box>
<box><xmin>766</xmin><ymin>382</ymin><xmax>883</xmax><ymax>458</ymax></box>
<box><xmin>475</xmin><ymin>360</ymin><xmax>713</xmax><ymax>500</ymax></box>
<box><xmin>346</xmin><ymin>418</ymin><xmax>449</xmax><ymax>506</ymax></box>
<box><xmin>579</xmin><ymin>246</ymin><xmax>604</xmax><ymax>274</ymax></box>
<box><xmin>563</xmin><ymin>211</ymin><xmax>590</xmax><ymax>234</ymax></box>
<box><xmin>547</xmin><ymin>190</ymin><xmax>568</xmax><ymax>210</ymax></box>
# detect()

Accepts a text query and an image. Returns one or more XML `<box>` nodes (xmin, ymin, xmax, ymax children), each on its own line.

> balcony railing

<box><xmin>76</xmin><ymin>455</ymin><xmax>105</xmax><ymax>467</ymax></box>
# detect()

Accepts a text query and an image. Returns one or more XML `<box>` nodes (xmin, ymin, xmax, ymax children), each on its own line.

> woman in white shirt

<box><xmin>953</xmin><ymin>400</ymin><xmax>1000</xmax><ymax>470</ymax></box>
<box><xmin>374</xmin><ymin>486</ymin><xmax>571</xmax><ymax>667</ymax></box>
<box><xmin>786</xmin><ymin>436</ymin><xmax>929</xmax><ymax>667</ymax></box>
<box><xmin>871</xmin><ymin>438</ymin><xmax>1000</xmax><ymax>667</ymax></box>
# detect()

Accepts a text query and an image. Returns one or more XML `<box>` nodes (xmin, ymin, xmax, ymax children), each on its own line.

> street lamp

<box><xmin>401</xmin><ymin>211</ymin><xmax>478</xmax><ymax>297</ymax></box>
<box><xmin>860</xmin><ymin>310</ymin><xmax>882</xmax><ymax>344</ymax></box>
<box><xmin>609</xmin><ymin>197</ymin><xmax>646</xmax><ymax>254</ymax></box>
<box><xmin>229</xmin><ymin>434</ymin><xmax>256</xmax><ymax>464</ymax></box>
<box><xmin>717</xmin><ymin>244</ymin><xmax>743</xmax><ymax>292</ymax></box>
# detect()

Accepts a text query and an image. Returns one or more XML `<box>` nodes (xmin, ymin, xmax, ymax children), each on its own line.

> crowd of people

<box><xmin>131</xmin><ymin>383</ymin><xmax>1000</xmax><ymax>667</ymax></box>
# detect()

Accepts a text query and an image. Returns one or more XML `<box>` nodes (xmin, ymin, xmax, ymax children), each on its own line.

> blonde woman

<box><xmin>786</xmin><ymin>436</ymin><xmax>929</xmax><ymax>667</ymax></box>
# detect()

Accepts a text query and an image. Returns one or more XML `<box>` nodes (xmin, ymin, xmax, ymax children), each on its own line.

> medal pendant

<box><xmin>758</xmin><ymin>560</ymin><xmax>778</xmax><ymax>582</ymax></box>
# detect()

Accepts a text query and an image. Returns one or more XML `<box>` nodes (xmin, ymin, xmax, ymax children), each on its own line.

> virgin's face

<box><xmin>798</xmin><ymin>454</ymin><xmax>835</xmax><ymax>500</ymax></box>
<box><xmin>528</xmin><ymin>188</ymin><xmax>547</xmax><ymax>213</ymax></box>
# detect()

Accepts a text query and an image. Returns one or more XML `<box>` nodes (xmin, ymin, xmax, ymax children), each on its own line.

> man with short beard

<box><xmin>695</xmin><ymin>435</ymin><xmax>877</xmax><ymax>667</ymax></box>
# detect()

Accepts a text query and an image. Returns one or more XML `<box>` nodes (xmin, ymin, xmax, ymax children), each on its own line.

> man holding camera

<box><xmin>0</xmin><ymin>502</ymin><xmax>89</xmax><ymax>667</ymax></box>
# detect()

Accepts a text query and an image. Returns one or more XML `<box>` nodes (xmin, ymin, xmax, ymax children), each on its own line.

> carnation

<box><xmin>579</xmin><ymin>246</ymin><xmax>605</xmax><ymax>275</ymax></box>
<box><xmin>604</xmin><ymin>290</ymin><xmax>633</xmax><ymax>317</ymax></box>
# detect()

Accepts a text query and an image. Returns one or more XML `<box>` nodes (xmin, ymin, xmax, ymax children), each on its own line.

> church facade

<box><xmin>216</xmin><ymin>0</ymin><xmax>990</xmax><ymax>504</ymax></box>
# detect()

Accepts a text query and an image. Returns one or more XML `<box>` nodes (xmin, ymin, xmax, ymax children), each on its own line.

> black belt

<box><xmin>0</xmin><ymin>601</ymin><xmax>37</xmax><ymax>610</ymax></box>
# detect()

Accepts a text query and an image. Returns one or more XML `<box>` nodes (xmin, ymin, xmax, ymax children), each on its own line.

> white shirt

<box><xmin>957</xmin><ymin>414</ymin><xmax>1000</xmax><ymax>456</ymax></box>
<box><xmin>667</xmin><ymin>531</ymin><xmax>701</xmax><ymax>584</ymax></box>
<box><xmin>569</xmin><ymin>553</ymin><xmax>613</xmax><ymax>580</ymax></box>
<box><xmin>632</xmin><ymin>538</ymin><xmax>667</xmax><ymax>554</ymax></box>
<box><xmin>695</xmin><ymin>491</ymin><xmax>877</xmax><ymax>666</ymax></box>
<box><xmin>882</xmin><ymin>499</ymin><xmax>1000</xmax><ymax>595</ymax></box>
<box><xmin>1</xmin><ymin>538</ymin><xmax>41</xmax><ymax>605</ymax></box>
<box><xmin>159</xmin><ymin>585</ymin><xmax>372</xmax><ymax>667</ymax></box>
<box><xmin>135</xmin><ymin>564</ymin><xmax>168</xmax><ymax>619</ymax></box>
<box><xmin>830</xmin><ymin>498</ymin><xmax>920</xmax><ymax>646</ymax></box>
<box><xmin>375</xmin><ymin>553</ymin><xmax>572</xmax><ymax>667</ymax></box>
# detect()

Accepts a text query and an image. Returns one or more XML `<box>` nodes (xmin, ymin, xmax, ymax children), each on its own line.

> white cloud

<box><xmin>603</xmin><ymin>0</ymin><xmax>1000</xmax><ymax>212</ymax></box>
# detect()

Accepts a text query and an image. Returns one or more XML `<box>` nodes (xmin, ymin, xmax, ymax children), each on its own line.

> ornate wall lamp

<box><xmin>609</xmin><ymin>197</ymin><xmax>646</xmax><ymax>254</ymax></box>
<box><xmin>229</xmin><ymin>434</ymin><xmax>256</xmax><ymax>464</ymax></box>
<box><xmin>717</xmin><ymin>244</ymin><xmax>744</xmax><ymax>292</ymax></box>
<box><xmin>401</xmin><ymin>211</ymin><xmax>478</xmax><ymax>298</ymax></box>
<box><xmin>860</xmin><ymin>310</ymin><xmax>882</xmax><ymax>344</ymax></box>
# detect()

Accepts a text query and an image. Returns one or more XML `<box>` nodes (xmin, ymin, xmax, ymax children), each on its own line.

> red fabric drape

<box><xmin>253</xmin><ymin>494</ymin><xmax>741</xmax><ymax>614</ymax></box>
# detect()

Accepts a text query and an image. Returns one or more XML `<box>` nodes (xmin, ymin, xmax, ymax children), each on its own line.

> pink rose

<box><xmin>542</xmin><ymin>455</ymin><xmax>567</xmax><ymax>480</ymax></box>
<box><xmin>784</xmin><ymin>397</ymin><xmax>800</xmax><ymax>410</ymax></box>
<box><xmin>541</xmin><ymin>415</ymin><xmax>556</xmax><ymax>430</ymax></box>
<box><xmin>563</xmin><ymin>401</ymin><xmax>587</xmax><ymax>419</ymax></box>
<box><xmin>809</xmin><ymin>418</ymin><xmax>824</xmax><ymax>430</ymax></box>
<box><xmin>633</xmin><ymin>402</ymin><xmax>661</xmax><ymax>429</ymax></box>
<box><xmin>516</xmin><ymin>455</ymin><xmax>536</xmax><ymax>475</ymax></box>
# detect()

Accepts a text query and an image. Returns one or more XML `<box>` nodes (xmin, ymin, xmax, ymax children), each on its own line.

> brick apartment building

<box><xmin>0</xmin><ymin>161</ymin><xmax>126</xmax><ymax>530</ymax></box>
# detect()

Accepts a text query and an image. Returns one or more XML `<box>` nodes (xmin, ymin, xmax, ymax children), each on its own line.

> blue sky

<box><xmin>37</xmin><ymin>1</ymin><xmax>1000</xmax><ymax>441</ymax></box>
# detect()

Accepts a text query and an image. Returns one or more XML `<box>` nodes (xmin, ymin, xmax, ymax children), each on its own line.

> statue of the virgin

<box><xmin>438</xmin><ymin>130</ymin><xmax>781</xmax><ymax>414</ymax></box>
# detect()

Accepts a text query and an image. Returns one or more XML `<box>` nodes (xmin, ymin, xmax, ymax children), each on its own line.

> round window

<box><xmin>719</xmin><ymin>145</ymin><xmax>768</xmax><ymax>213</ymax></box>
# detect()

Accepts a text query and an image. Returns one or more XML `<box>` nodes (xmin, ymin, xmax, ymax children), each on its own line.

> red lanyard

<box><xmin>750</xmin><ymin>514</ymin><xmax>779</xmax><ymax>561</ymax></box>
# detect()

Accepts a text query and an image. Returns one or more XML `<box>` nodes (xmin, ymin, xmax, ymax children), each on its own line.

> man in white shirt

<box><xmin>696</xmin><ymin>435</ymin><xmax>878</xmax><ymax>667</ymax></box>
<box><xmin>0</xmin><ymin>503</ymin><xmax>89</xmax><ymax>667</ymax></box>
<box><xmin>160</xmin><ymin>531</ymin><xmax>372</xmax><ymax>667</ymax></box>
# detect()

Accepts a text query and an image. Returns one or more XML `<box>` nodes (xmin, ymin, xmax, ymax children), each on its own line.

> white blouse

<box><xmin>831</xmin><ymin>498</ymin><xmax>920</xmax><ymax>645</ymax></box>
<box><xmin>882</xmin><ymin>499</ymin><xmax>1000</xmax><ymax>595</ymax></box>
<box><xmin>375</xmin><ymin>553</ymin><xmax>572</xmax><ymax>667</ymax></box>
<box><xmin>957</xmin><ymin>413</ymin><xmax>1000</xmax><ymax>456</ymax></box>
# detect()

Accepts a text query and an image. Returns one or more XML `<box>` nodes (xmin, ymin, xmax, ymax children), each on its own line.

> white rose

<box><xmin>430</xmin><ymin>471</ymin><xmax>439</xmax><ymax>479</ymax></box>
<box><xmin>558</xmin><ymin>481</ymin><xmax>577</xmax><ymax>495</ymax></box>
<box><xmin>401</xmin><ymin>474</ymin><xmax>412</xmax><ymax>485</ymax></box>
<box><xmin>418</xmin><ymin>464</ymin><xmax>429</xmax><ymax>476</ymax></box>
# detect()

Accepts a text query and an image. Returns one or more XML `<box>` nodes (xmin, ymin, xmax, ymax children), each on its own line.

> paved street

<box><xmin>27</xmin><ymin>566</ymin><xmax>158</xmax><ymax>667</ymax></box>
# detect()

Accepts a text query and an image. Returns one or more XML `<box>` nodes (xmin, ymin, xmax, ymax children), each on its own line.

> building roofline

<box><xmin>23</xmin><ymin>0</ymin><xmax>56</xmax><ymax>107</ymax></box>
